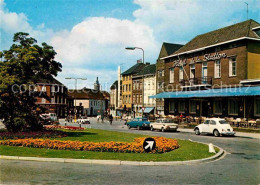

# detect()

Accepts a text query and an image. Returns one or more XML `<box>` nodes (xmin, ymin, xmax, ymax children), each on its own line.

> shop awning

<box><xmin>149</xmin><ymin>86</ymin><xmax>260</xmax><ymax>99</ymax></box>
<box><xmin>138</xmin><ymin>107</ymin><xmax>154</xmax><ymax>113</ymax></box>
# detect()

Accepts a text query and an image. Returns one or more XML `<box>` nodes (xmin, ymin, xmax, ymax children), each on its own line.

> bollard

<box><xmin>209</xmin><ymin>143</ymin><xmax>216</xmax><ymax>153</ymax></box>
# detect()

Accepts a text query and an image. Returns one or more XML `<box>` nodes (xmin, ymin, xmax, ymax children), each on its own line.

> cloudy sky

<box><xmin>1</xmin><ymin>0</ymin><xmax>259</xmax><ymax>90</ymax></box>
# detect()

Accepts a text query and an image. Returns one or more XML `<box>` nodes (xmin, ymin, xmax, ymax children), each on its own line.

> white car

<box><xmin>194</xmin><ymin>118</ymin><xmax>235</xmax><ymax>137</ymax></box>
<box><xmin>77</xmin><ymin>116</ymin><xmax>90</xmax><ymax>124</ymax></box>
<box><xmin>150</xmin><ymin>118</ymin><xmax>178</xmax><ymax>132</ymax></box>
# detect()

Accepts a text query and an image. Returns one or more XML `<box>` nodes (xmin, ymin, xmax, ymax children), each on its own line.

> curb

<box><xmin>0</xmin><ymin>146</ymin><xmax>225</xmax><ymax>166</ymax></box>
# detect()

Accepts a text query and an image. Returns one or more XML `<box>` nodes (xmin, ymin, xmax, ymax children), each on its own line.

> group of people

<box><xmin>97</xmin><ymin>114</ymin><xmax>113</xmax><ymax>125</ymax></box>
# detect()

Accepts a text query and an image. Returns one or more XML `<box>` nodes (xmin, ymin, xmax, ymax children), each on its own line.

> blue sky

<box><xmin>1</xmin><ymin>0</ymin><xmax>260</xmax><ymax>90</ymax></box>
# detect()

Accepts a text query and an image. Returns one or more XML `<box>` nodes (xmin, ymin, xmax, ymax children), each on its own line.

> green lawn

<box><xmin>0</xmin><ymin>129</ymin><xmax>218</xmax><ymax>161</ymax></box>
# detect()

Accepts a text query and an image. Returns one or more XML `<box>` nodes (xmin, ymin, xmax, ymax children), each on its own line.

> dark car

<box><xmin>127</xmin><ymin>118</ymin><xmax>150</xmax><ymax>130</ymax></box>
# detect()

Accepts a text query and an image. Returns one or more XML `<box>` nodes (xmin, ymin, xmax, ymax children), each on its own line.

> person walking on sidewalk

<box><xmin>109</xmin><ymin>114</ymin><xmax>113</xmax><ymax>125</ymax></box>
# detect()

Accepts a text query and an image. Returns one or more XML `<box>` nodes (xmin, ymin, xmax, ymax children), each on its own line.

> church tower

<box><xmin>94</xmin><ymin>77</ymin><xmax>100</xmax><ymax>91</ymax></box>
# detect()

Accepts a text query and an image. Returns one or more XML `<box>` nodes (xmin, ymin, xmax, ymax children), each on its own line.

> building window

<box><xmin>178</xmin><ymin>100</ymin><xmax>185</xmax><ymax>113</ymax></box>
<box><xmin>179</xmin><ymin>67</ymin><xmax>184</xmax><ymax>82</ymax></box>
<box><xmin>214</xmin><ymin>60</ymin><xmax>221</xmax><ymax>78</ymax></box>
<box><xmin>214</xmin><ymin>100</ymin><xmax>222</xmax><ymax>115</ymax></box>
<box><xmin>42</xmin><ymin>86</ymin><xmax>46</xmax><ymax>92</ymax></box>
<box><xmin>169</xmin><ymin>101</ymin><xmax>175</xmax><ymax>113</ymax></box>
<box><xmin>254</xmin><ymin>98</ymin><xmax>260</xmax><ymax>116</ymax></box>
<box><xmin>51</xmin><ymin>86</ymin><xmax>55</xmax><ymax>93</ymax></box>
<box><xmin>170</xmin><ymin>68</ymin><xmax>174</xmax><ymax>83</ymax></box>
<box><xmin>228</xmin><ymin>99</ymin><xmax>238</xmax><ymax>115</ymax></box>
<box><xmin>189</xmin><ymin>100</ymin><xmax>196</xmax><ymax>114</ymax></box>
<box><xmin>190</xmin><ymin>64</ymin><xmax>195</xmax><ymax>79</ymax></box>
<box><xmin>229</xmin><ymin>57</ymin><xmax>237</xmax><ymax>76</ymax></box>
<box><xmin>41</xmin><ymin>98</ymin><xmax>46</xmax><ymax>104</ymax></box>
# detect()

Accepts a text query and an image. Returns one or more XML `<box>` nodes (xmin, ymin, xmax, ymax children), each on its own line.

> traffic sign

<box><xmin>143</xmin><ymin>138</ymin><xmax>156</xmax><ymax>152</ymax></box>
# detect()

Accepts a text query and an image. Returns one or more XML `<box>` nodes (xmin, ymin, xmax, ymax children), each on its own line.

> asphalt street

<box><xmin>0</xmin><ymin>118</ymin><xmax>259</xmax><ymax>185</ymax></box>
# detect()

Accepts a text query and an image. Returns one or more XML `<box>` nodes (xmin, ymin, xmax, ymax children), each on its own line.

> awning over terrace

<box><xmin>138</xmin><ymin>107</ymin><xmax>154</xmax><ymax>113</ymax></box>
<box><xmin>149</xmin><ymin>86</ymin><xmax>260</xmax><ymax>99</ymax></box>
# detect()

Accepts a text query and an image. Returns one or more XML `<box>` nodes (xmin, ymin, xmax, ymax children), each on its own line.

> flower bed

<box><xmin>44</xmin><ymin>125</ymin><xmax>85</xmax><ymax>130</ymax></box>
<box><xmin>0</xmin><ymin>137</ymin><xmax>179</xmax><ymax>153</ymax></box>
<box><xmin>0</xmin><ymin>130</ymin><xmax>67</xmax><ymax>140</ymax></box>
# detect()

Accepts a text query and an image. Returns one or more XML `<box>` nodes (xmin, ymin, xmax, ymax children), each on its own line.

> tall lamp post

<box><xmin>65</xmin><ymin>77</ymin><xmax>87</xmax><ymax>122</ymax></box>
<box><xmin>125</xmin><ymin>47</ymin><xmax>145</xmax><ymax>118</ymax></box>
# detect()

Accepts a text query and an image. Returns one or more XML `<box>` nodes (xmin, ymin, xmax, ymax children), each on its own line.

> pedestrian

<box><xmin>101</xmin><ymin>114</ymin><xmax>104</xmax><ymax>123</ymax></box>
<box><xmin>109</xmin><ymin>114</ymin><xmax>113</xmax><ymax>125</ymax></box>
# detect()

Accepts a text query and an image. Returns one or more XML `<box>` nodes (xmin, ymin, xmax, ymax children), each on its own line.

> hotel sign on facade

<box><xmin>174</xmin><ymin>52</ymin><xmax>227</xmax><ymax>66</ymax></box>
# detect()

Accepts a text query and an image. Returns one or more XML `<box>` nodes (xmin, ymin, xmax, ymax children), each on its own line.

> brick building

<box><xmin>156</xmin><ymin>42</ymin><xmax>183</xmax><ymax>115</ymax></box>
<box><xmin>35</xmin><ymin>77</ymin><xmax>67</xmax><ymax>118</ymax></box>
<box><xmin>133</xmin><ymin>64</ymin><xmax>156</xmax><ymax>117</ymax></box>
<box><xmin>121</xmin><ymin>61</ymin><xmax>145</xmax><ymax>115</ymax></box>
<box><xmin>152</xmin><ymin>19</ymin><xmax>260</xmax><ymax>119</ymax></box>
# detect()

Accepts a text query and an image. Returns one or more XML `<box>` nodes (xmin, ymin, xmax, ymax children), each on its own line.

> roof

<box><xmin>170</xmin><ymin>19</ymin><xmax>260</xmax><ymax>56</ymax></box>
<box><xmin>37</xmin><ymin>76</ymin><xmax>63</xmax><ymax>85</ymax></box>
<box><xmin>68</xmin><ymin>88</ymin><xmax>109</xmax><ymax>100</ymax></box>
<box><xmin>110</xmin><ymin>80</ymin><xmax>122</xmax><ymax>90</ymax></box>
<box><xmin>150</xmin><ymin>86</ymin><xmax>260</xmax><ymax>99</ymax></box>
<box><xmin>121</xmin><ymin>63</ymin><xmax>145</xmax><ymax>75</ymax></box>
<box><xmin>136</xmin><ymin>64</ymin><xmax>156</xmax><ymax>76</ymax></box>
<box><xmin>163</xmin><ymin>42</ymin><xmax>184</xmax><ymax>56</ymax></box>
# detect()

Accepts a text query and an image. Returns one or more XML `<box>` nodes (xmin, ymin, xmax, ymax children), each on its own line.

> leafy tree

<box><xmin>0</xmin><ymin>32</ymin><xmax>62</xmax><ymax>132</ymax></box>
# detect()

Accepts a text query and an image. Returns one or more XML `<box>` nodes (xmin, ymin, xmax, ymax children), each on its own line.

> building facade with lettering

<box><xmin>156</xmin><ymin>42</ymin><xmax>183</xmax><ymax>116</ymax></box>
<box><xmin>152</xmin><ymin>19</ymin><xmax>260</xmax><ymax>119</ymax></box>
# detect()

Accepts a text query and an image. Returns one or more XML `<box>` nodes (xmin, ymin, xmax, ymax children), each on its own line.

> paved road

<box><xmin>1</xmin><ymin>118</ymin><xmax>259</xmax><ymax>185</ymax></box>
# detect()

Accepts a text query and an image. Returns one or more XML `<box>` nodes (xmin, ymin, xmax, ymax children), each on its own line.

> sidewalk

<box><xmin>178</xmin><ymin>128</ymin><xmax>260</xmax><ymax>139</ymax></box>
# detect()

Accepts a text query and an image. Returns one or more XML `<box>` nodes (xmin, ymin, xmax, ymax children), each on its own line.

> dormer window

<box><xmin>252</xmin><ymin>26</ymin><xmax>260</xmax><ymax>37</ymax></box>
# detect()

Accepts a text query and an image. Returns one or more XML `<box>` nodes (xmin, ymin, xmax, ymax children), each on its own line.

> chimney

<box><xmin>137</xmin><ymin>59</ymin><xmax>142</xmax><ymax>63</ymax></box>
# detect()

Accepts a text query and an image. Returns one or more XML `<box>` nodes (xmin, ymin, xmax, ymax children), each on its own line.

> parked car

<box><xmin>39</xmin><ymin>114</ymin><xmax>53</xmax><ymax>125</ymax></box>
<box><xmin>77</xmin><ymin>116</ymin><xmax>90</xmax><ymax>124</ymax></box>
<box><xmin>150</xmin><ymin>118</ymin><xmax>178</xmax><ymax>132</ymax></box>
<box><xmin>127</xmin><ymin>118</ymin><xmax>150</xmax><ymax>130</ymax></box>
<box><xmin>194</xmin><ymin>118</ymin><xmax>235</xmax><ymax>137</ymax></box>
<box><xmin>42</xmin><ymin>113</ymin><xmax>58</xmax><ymax>121</ymax></box>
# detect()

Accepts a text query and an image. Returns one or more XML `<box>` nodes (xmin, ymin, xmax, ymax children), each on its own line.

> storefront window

<box><xmin>169</xmin><ymin>101</ymin><xmax>175</xmax><ymax>113</ymax></box>
<box><xmin>179</xmin><ymin>101</ymin><xmax>185</xmax><ymax>113</ymax></box>
<box><xmin>228</xmin><ymin>99</ymin><xmax>238</xmax><ymax>115</ymax></box>
<box><xmin>255</xmin><ymin>98</ymin><xmax>260</xmax><ymax>116</ymax></box>
<box><xmin>189</xmin><ymin>100</ymin><xmax>196</xmax><ymax>113</ymax></box>
<box><xmin>214</xmin><ymin>100</ymin><xmax>222</xmax><ymax>114</ymax></box>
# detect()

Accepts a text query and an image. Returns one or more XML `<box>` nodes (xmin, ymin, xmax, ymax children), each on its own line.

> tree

<box><xmin>0</xmin><ymin>32</ymin><xmax>62</xmax><ymax>132</ymax></box>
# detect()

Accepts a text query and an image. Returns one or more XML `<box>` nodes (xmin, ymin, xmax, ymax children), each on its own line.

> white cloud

<box><xmin>50</xmin><ymin>17</ymin><xmax>158</xmax><ymax>68</ymax></box>
<box><xmin>133</xmin><ymin>0</ymin><xmax>255</xmax><ymax>43</ymax></box>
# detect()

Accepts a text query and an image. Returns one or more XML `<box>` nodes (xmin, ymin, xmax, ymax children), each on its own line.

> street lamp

<box><xmin>65</xmin><ymin>77</ymin><xmax>87</xmax><ymax>122</ymax></box>
<box><xmin>125</xmin><ymin>46</ymin><xmax>145</xmax><ymax>118</ymax></box>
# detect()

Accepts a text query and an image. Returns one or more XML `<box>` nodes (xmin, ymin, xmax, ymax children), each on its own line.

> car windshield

<box><xmin>219</xmin><ymin>120</ymin><xmax>229</xmax><ymax>124</ymax></box>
